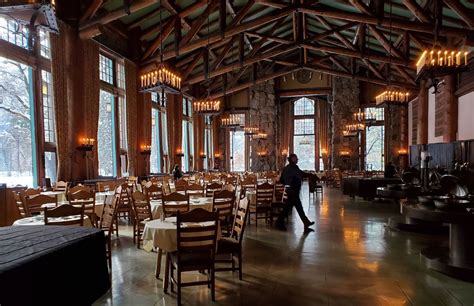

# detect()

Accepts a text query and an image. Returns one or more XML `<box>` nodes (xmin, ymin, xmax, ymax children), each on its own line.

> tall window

<box><xmin>182</xmin><ymin>97</ymin><xmax>194</xmax><ymax>172</ymax></box>
<box><xmin>293</xmin><ymin>98</ymin><xmax>316</xmax><ymax>170</ymax></box>
<box><xmin>0</xmin><ymin>16</ymin><xmax>55</xmax><ymax>187</ymax></box>
<box><xmin>150</xmin><ymin>92</ymin><xmax>168</xmax><ymax>174</ymax></box>
<box><xmin>97</xmin><ymin>53</ymin><xmax>126</xmax><ymax>177</ymax></box>
<box><xmin>365</xmin><ymin>107</ymin><xmax>385</xmax><ymax>171</ymax></box>
<box><xmin>230</xmin><ymin>130</ymin><xmax>246</xmax><ymax>172</ymax></box>
<box><xmin>203</xmin><ymin>116</ymin><xmax>213</xmax><ymax>171</ymax></box>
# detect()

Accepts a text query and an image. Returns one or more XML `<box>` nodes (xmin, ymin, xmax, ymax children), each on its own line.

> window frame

<box><xmin>292</xmin><ymin>98</ymin><xmax>317</xmax><ymax>171</ymax></box>
<box><xmin>150</xmin><ymin>92</ymin><xmax>168</xmax><ymax>174</ymax></box>
<box><xmin>182</xmin><ymin>96</ymin><xmax>194</xmax><ymax>172</ymax></box>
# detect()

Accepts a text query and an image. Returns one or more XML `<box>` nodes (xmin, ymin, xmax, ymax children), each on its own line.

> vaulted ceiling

<box><xmin>77</xmin><ymin>0</ymin><xmax>474</xmax><ymax>98</ymax></box>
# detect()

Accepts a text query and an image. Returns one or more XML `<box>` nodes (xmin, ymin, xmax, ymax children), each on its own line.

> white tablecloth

<box><xmin>13</xmin><ymin>215</ymin><xmax>93</xmax><ymax>227</ymax></box>
<box><xmin>142</xmin><ymin>217</ymin><xmax>220</xmax><ymax>252</ymax></box>
<box><xmin>247</xmin><ymin>190</ymin><xmax>256</xmax><ymax>205</ymax></box>
<box><xmin>150</xmin><ymin>197</ymin><xmax>213</xmax><ymax>219</ymax></box>
<box><xmin>95</xmin><ymin>191</ymin><xmax>115</xmax><ymax>203</ymax></box>
<box><xmin>41</xmin><ymin>191</ymin><xmax>66</xmax><ymax>203</ymax></box>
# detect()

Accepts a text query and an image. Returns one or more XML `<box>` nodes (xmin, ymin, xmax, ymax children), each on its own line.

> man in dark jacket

<box><xmin>276</xmin><ymin>153</ymin><xmax>315</xmax><ymax>231</ymax></box>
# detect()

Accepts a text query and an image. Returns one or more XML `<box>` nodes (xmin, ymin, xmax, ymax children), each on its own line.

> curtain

<box><xmin>317</xmin><ymin>100</ymin><xmax>330</xmax><ymax>170</ymax></box>
<box><xmin>280</xmin><ymin>101</ymin><xmax>292</xmax><ymax>154</ymax></box>
<box><xmin>82</xmin><ymin>40</ymin><xmax>100</xmax><ymax>179</ymax></box>
<box><xmin>166</xmin><ymin>94</ymin><xmax>183</xmax><ymax>169</ymax></box>
<box><xmin>193</xmin><ymin>114</ymin><xmax>204</xmax><ymax>171</ymax></box>
<box><xmin>125</xmin><ymin>61</ymin><xmax>138</xmax><ymax>176</ymax></box>
<box><xmin>50</xmin><ymin>21</ymin><xmax>72</xmax><ymax>181</ymax></box>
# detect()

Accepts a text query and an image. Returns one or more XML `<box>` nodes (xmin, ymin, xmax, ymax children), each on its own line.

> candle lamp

<box><xmin>416</xmin><ymin>48</ymin><xmax>469</xmax><ymax>81</ymax></box>
<box><xmin>281</xmin><ymin>149</ymin><xmax>288</xmax><ymax>157</ymax></box>
<box><xmin>77</xmin><ymin>137</ymin><xmax>94</xmax><ymax>152</ymax></box>
<box><xmin>214</xmin><ymin>153</ymin><xmax>222</xmax><ymax>160</ymax></box>
<box><xmin>176</xmin><ymin>148</ymin><xmax>185</xmax><ymax>157</ymax></box>
<box><xmin>321</xmin><ymin>148</ymin><xmax>328</xmax><ymax>155</ymax></box>
<box><xmin>141</xmin><ymin>145</ymin><xmax>152</xmax><ymax>155</ymax></box>
<box><xmin>193</xmin><ymin>99</ymin><xmax>221</xmax><ymax>115</ymax></box>
<box><xmin>139</xmin><ymin>62</ymin><xmax>182</xmax><ymax>94</ymax></box>
<box><xmin>199</xmin><ymin>152</ymin><xmax>207</xmax><ymax>159</ymax></box>
<box><xmin>375</xmin><ymin>90</ymin><xmax>411</xmax><ymax>106</ymax></box>
<box><xmin>339</xmin><ymin>150</ymin><xmax>351</xmax><ymax>157</ymax></box>
<box><xmin>398</xmin><ymin>148</ymin><xmax>408</xmax><ymax>156</ymax></box>
<box><xmin>257</xmin><ymin>150</ymin><xmax>268</xmax><ymax>158</ymax></box>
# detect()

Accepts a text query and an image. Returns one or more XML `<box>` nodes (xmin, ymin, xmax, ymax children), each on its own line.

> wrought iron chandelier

<box><xmin>193</xmin><ymin>99</ymin><xmax>221</xmax><ymax>115</ymax></box>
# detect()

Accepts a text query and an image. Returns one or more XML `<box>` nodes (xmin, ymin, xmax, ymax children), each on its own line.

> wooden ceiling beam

<box><xmin>229</xmin><ymin>0</ymin><xmax>255</xmax><ymax>27</ymax></box>
<box><xmin>443</xmin><ymin>0</ymin><xmax>474</xmax><ymax>29</ymax></box>
<box><xmin>362</xmin><ymin>59</ymin><xmax>385</xmax><ymax>79</ymax></box>
<box><xmin>393</xmin><ymin>65</ymin><xmax>416</xmax><ymax>85</ymax></box>
<box><xmin>127</xmin><ymin>7</ymin><xmax>162</xmax><ymax>30</ymax></box>
<box><xmin>402</xmin><ymin>0</ymin><xmax>431</xmax><ymax>23</ymax></box>
<box><xmin>180</xmin><ymin>0</ymin><xmax>219</xmax><ymax>47</ymax></box>
<box><xmin>80</xmin><ymin>0</ymin><xmax>104</xmax><ymax>22</ymax></box>
<box><xmin>211</xmin><ymin>36</ymin><xmax>236</xmax><ymax>70</ymax></box>
<box><xmin>182</xmin><ymin>49</ymin><xmax>205</xmax><ymax>79</ymax></box>
<box><xmin>367</xmin><ymin>25</ymin><xmax>406</xmax><ymax>59</ymax></box>
<box><xmin>142</xmin><ymin>9</ymin><xmax>293</xmax><ymax>68</ymax></box>
<box><xmin>245</xmin><ymin>32</ymin><xmax>292</xmax><ymax>44</ymax></box>
<box><xmin>141</xmin><ymin>16</ymin><xmax>177</xmax><ymax>60</ymax></box>
<box><xmin>79</xmin><ymin>0</ymin><xmax>156</xmax><ymax>39</ymax></box>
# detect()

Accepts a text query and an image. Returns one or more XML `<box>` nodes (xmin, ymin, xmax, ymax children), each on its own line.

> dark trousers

<box><xmin>277</xmin><ymin>188</ymin><xmax>309</xmax><ymax>225</ymax></box>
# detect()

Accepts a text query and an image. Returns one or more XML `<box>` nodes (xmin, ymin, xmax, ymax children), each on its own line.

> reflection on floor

<box><xmin>94</xmin><ymin>184</ymin><xmax>474</xmax><ymax>306</ymax></box>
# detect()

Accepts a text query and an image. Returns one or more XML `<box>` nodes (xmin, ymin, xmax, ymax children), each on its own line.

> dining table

<box><xmin>13</xmin><ymin>214</ymin><xmax>93</xmax><ymax>228</ymax></box>
<box><xmin>41</xmin><ymin>190</ymin><xmax>66</xmax><ymax>202</ymax></box>
<box><xmin>150</xmin><ymin>196</ymin><xmax>213</xmax><ymax>219</ymax></box>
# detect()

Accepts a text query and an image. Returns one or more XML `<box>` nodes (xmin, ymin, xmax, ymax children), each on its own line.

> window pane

<box><xmin>116</xmin><ymin>62</ymin><xmax>125</xmax><ymax>89</ymax></box>
<box><xmin>41</xmin><ymin>70</ymin><xmax>55</xmax><ymax>143</ymax></box>
<box><xmin>0</xmin><ymin>56</ymin><xmax>34</xmax><ymax>186</ymax></box>
<box><xmin>151</xmin><ymin>109</ymin><xmax>161</xmax><ymax>173</ymax></box>
<box><xmin>182</xmin><ymin>120</ymin><xmax>189</xmax><ymax>172</ymax></box>
<box><xmin>230</xmin><ymin>131</ymin><xmax>245</xmax><ymax>172</ymax></box>
<box><xmin>294</xmin><ymin>119</ymin><xmax>314</xmax><ymax>135</ymax></box>
<box><xmin>182</xmin><ymin>98</ymin><xmax>187</xmax><ymax>116</ymax></box>
<box><xmin>365</xmin><ymin>107</ymin><xmax>384</xmax><ymax>121</ymax></box>
<box><xmin>161</xmin><ymin>112</ymin><xmax>168</xmax><ymax>155</ymax></box>
<box><xmin>39</xmin><ymin>29</ymin><xmax>51</xmax><ymax>59</ymax></box>
<box><xmin>99</xmin><ymin>54</ymin><xmax>114</xmax><ymax>85</ymax></box>
<box><xmin>365</xmin><ymin>125</ymin><xmax>385</xmax><ymax>171</ymax></box>
<box><xmin>188</xmin><ymin>122</ymin><xmax>194</xmax><ymax>157</ymax></box>
<box><xmin>151</xmin><ymin>92</ymin><xmax>158</xmax><ymax>103</ymax></box>
<box><xmin>44</xmin><ymin>151</ymin><xmax>57</xmax><ymax>184</ymax></box>
<box><xmin>0</xmin><ymin>16</ymin><xmax>29</xmax><ymax>49</ymax></box>
<box><xmin>98</xmin><ymin>90</ymin><xmax>115</xmax><ymax>176</ymax></box>
<box><xmin>293</xmin><ymin>135</ymin><xmax>315</xmax><ymax>170</ymax></box>
<box><xmin>294</xmin><ymin>97</ymin><xmax>314</xmax><ymax>116</ymax></box>
<box><xmin>187</xmin><ymin>99</ymin><xmax>192</xmax><ymax>117</ymax></box>
<box><xmin>118</xmin><ymin>96</ymin><xmax>127</xmax><ymax>150</ymax></box>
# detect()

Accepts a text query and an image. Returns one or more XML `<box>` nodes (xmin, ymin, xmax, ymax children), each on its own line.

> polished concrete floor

<box><xmin>95</xmin><ymin>185</ymin><xmax>474</xmax><ymax>306</ymax></box>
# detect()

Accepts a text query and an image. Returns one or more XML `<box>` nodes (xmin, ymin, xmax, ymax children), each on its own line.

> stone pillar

<box><xmin>384</xmin><ymin>104</ymin><xmax>403</xmax><ymax>165</ymax></box>
<box><xmin>417</xmin><ymin>79</ymin><xmax>428</xmax><ymax>144</ymax></box>
<box><xmin>331</xmin><ymin>77</ymin><xmax>360</xmax><ymax>170</ymax></box>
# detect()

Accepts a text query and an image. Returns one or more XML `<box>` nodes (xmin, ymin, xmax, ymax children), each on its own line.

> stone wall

<box><xmin>249</xmin><ymin>81</ymin><xmax>277</xmax><ymax>171</ymax></box>
<box><xmin>331</xmin><ymin>76</ymin><xmax>360</xmax><ymax>170</ymax></box>
<box><xmin>384</xmin><ymin>104</ymin><xmax>403</xmax><ymax>166</ymax></box>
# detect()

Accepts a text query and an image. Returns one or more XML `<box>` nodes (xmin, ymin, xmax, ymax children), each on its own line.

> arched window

<box><xmin>293</xmin><ymin>98</ymin><xmax>316</xmax><ymax>170</ymax></box>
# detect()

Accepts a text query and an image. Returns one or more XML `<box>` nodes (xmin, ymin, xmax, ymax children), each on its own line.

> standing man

<box><xmin>276</xmin><ymin>153</ymin><xmax>315</xmax><ymax>231</ymax></box>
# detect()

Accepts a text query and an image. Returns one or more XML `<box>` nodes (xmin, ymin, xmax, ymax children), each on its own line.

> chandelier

<box><xmin>221</xmin><ymin>113</ymin><xmax>243</xmax><ymax>128</ymax></box>
<box><xmin>253</xmin><ymin>131</ymin><xmax>268</xmax><ymax>140</ymax></box>
<box><xmin>139</xmin><ymin>63</ymin><xmax>182</xmax><ymax>94</ymax></box>
<box><xmin>343</xmin><ymin>123</ymin><xmax>364</xmax><ymax>137</ymax></box>
<box><xmin>244</xmin><ymin>126</ymin><xmax>259</xmax><ymax>136</ymax></box>
<box><xmin>375</xmin><ymin>90</ymin><xmax>410</xmax><ymax>106</ymax></box>
<box><xmin>193</xmin><ymin>99</ymin><xmax>221</xmax><ymax>115</ymax></box>
<box><xmin>416</xmin><ymin>49</ymin><xmax>469</xmax><ymax>78</ymax></box>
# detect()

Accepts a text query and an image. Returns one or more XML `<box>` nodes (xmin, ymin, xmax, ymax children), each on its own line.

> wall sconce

<box><xmin>77</xmin><ymin>137</ymin><xmax>94</xmax><ymax>152</ymax></box>
<box><xmin>398</xmin><ymin>148</ymin><xmax>408</xmax><ymax>156</ymax></box>
<box><xmin>141</xmin><ymin>145</ymin><xmax>152</xmax><ymax>155</ymax></box>
<box><xmin>321</xmin><ymin>148</ymin><xmax>328</xmax><ymax>155</ymax></box>
<box><xmin>281</xmin><ymin>149</ymin><xmax>288</xmax><ymax>157</ymax></box>
<box><xmin>214</xmin><ymin>153</ymin><xmax>221</xmax><ymax>160</ymax></box>
<box><xmin>339</xmin><ymin>150</ymin><xmax>351</xmax><ymax>157</ymax></box>
<box><xmin>199</xmin><ymin>152</ymin><xmax>207</xmax><ymax>159</ymax></box>
<box><xmin>176</xmin><ymin>148</ymin><xmax>184</xmax><ymax>157</ymax></box>
<box><xmin>257</xmin><ymin>150</ymin><xmax>268</xmax><ymax>158</ymax></box>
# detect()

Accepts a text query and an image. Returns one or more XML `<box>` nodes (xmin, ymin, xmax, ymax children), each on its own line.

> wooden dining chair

<box><xmin>186</xmin><ymin>183</ymin><xmax>204</xmax><ymax>197</ymax></box>
<box><xmin>212</xmin><ymin>189</ymin><xmax>235</xmax><ymax>235</ymax></box>
<box><xmin>53</xmin><ymin>180</ymin><xmax>68</xmax><ymax>192</ymax></box>
<box><xmin>169</xmin><ymin>208</ymin><xmax>219</xmax><ymax>306</ymax></box>
<box><xmin>68</xmin><ymin>189</ymin><xmax>97</xmax><ymax>227</ymax></box>
<box><xmin>68</xmin><ymin>185</ymin><xmax>93</xmax><ymax>195</ymax></box>
<box><xmin>145</xmin><ymin>184</ymin><xmax>164</xmax><ymax>203</ymax></box>
<box><xmin>96</xmin><ymin>181</ymin><xmax>116</xmax><ymax>192</ymax></box>
<box><xmin>24</xmin><ymin>194</ymin><xmax>57</xmax><ymax>216</ymax></box>
<box><xmin>249</xmin><ymin>182</ymin><xmax>274</xmax><ymax>227</ymax></box>
<box><xmin>115</xmin><ymin>183</ymin><xmax>133</xmax><ymax>223</ymax></box>
<box><xmin>131</xmin><ymin>191</ymin><xmax>153</xmax><ymax>248</ymax></box>
<box><xmin>162</xmin><ymin>192</ymin><xmax>190</xmax><ymax>217</ymax></box>
<box><xmin>216</xmin><ymin>197</ymin><xmax>249</xmax><ymax>280</ymax></box>
<box><xmin>44</xmin><ymin>204</ymin><xmax>85</xmax><ymax>226</ymax></box>
<box><xmin>19</xmin><ymin>188</ymin><xmax>41</xmax><ymax>216</ymax></box>
<box><xmin>174</xmin><ymin>179</ymin><xmax>188</xmax><ymax>193</ymax></box>
<box><xmin>205</xmin><ymin>182</ymin><xmax>222</xmax><ymax>197</ymax></box>
<box><xmin>272</xmin><ymin>183</ymin><xmax>287</xmax><ymax>223</ymax></box>
<box><xmin>13</xmin><ymin>191</ymin><xmax>28</xmax><ymax>218</ymax></box>
<box><xmin>99</xmin><ymin>194</ymin><xmax>120</xmax><ymax>269</ymax></box>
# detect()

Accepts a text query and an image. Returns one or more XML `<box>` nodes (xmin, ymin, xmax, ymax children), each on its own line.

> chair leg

<box><xmin>155</xmin><ymin>249</ymin><xmax>162</xmax><ymax>279</ymax></box>
<box><xmin>211</xmin><ymin>266</ymin><xmax>215</xmax><ymax>302</ymax></box>
<box><xmin>238</xmin><ymin>252</ymin><xmax>243</xmax><ymax>280</ymax></box>
<box><xmin>164</xmin><ymin>253</ymin><xmax>170</xmax><ymax>293</ymax></box>
<box><xmin>177</xmin><ymin>269</ymin><xmax>182</xmax><ymax>306</ymax></box>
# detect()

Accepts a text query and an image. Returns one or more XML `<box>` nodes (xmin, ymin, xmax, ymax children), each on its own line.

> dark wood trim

<box><xmin>278</xmin><ymin>88</ymin><xmax>332</xmax><ymax>97</ymax></box>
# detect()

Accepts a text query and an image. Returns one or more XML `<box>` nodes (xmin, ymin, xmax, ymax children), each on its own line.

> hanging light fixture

<box><xmin>373</xmin><ymin>0</ymin><xmax>410</xmax><ymax>107</ymax></box>
<box><xmin>221</xmin><ymin>113</ymin><xmax>243</xmax><ymax>128</ymax></box>
<box><xmin>139</xmin><ymin>0</ymin><xmax>181</xmax><ymax>94</ymax></box>
<box><xmin>193</xmin><ymin>99</ymin><xmax>221</xmax><ymax>115</ymax></box>
<box><xmin>244</xmin><ymin>126</ymin><xmax>259</xmax><ymax>136</ymax></box>
<box><xmin>343</xmin><ymin>123</ymin><xmax>364</xmax><ymax>137</ymax></box>
<box><xmin>253</xmin><ymin>131</ymin><xmax>268</xmax><ymax>140</ymax></box>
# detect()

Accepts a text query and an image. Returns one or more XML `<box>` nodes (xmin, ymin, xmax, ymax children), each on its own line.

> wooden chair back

<box><xmin>206</xmin><ymin>182</ymin><xmax>222</xmax><ymax>197</ymax></box>
<box><xmin>24</xmin><ymin>194</ymin><xmax>57</xmax><ymax>216</ymax></box>
<box><xmin>13</xmin><ymin>191</ymin><xmax>28</xmax><ymax>218</ymax></box>
<box><xmin>145</xmin><ymin>184</ymin><xmax>164</xmax><ymax>202</ymax></box>
<box><xmin>53</xmin><ymin>180</ymin><xmax>68</xmax><ymax>192</ymax></box>
<box><xmin>186</xmin><ymin>183</ymin><xmax>204</xmax><ymax>197</ymax></box>
<box><xmin>231</xmin><ymin>198</ymin><xmax>250</xmax><ymax>243</ymax></box>
<box><xmin>256</xmin><ymin>182</ymin><xmax>274</xmax><ymax>207</ymax></box>
<box><xmin>177</xmin><ymin>208</ymin><xmax>218</xmax><ymax>256</ymax></box>
<box><xmin>174</xmin><ymin>179</ymin><xmax>188</xmax><ymax>192</ymax></box>
<box><xmin>274</xmin><ymin>183</ymin><xmax>286</xmax><ymax>202</ymax></box>
<box><xmin>212</xmin><ymin>190</ymin><xmax>235</xmax><ymax>221</ymax></box>
<box><xmin>100</xmin><ymin>194</ymin><xmax>120</xmax><ymax>235</ymax></box>
<box><xmin>131</xmin><ymin>191</ymin><xmax>153</xmax><ymax>222</ymax></box>
<box><xmin>68</xmin><ymin>185</ymin><xmax>93</xmax><ymax>195</ymax></box>
<box><xmin>19</xmin><ymin>188</ymin><xmax>41</xmax><ymax>206</ymax></box>
<box><xmin>115</xmin><ymin>183</ymin><xmax>132</xmax><ymax>209</ymax></box>
<box><xmin>68</xmin><ymin>189</ymin><xmax>96</xmax><ymax>216</ymax></box>
<box><xmin>96</xmin><ymin>181</ymin><xmax>116</xmax><ymax>192</ymax></box>
<box><xmin>44</xmin><ymin>204</ymin><xmax>85</xmax><ymax>226</ymax></box>
<box><xmin>162</xmin><ymin>192</ymin><xmax>190</xmax><ymax>217</ymax></box>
